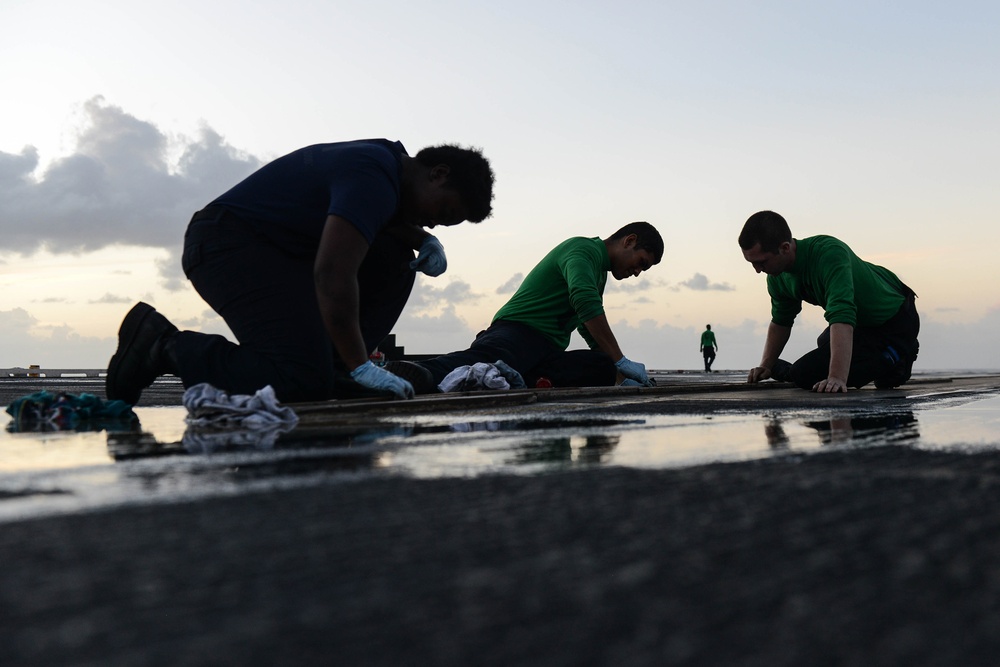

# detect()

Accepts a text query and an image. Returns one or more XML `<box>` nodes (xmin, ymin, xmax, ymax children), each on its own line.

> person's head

<box><xmin>409</xmin><ymin>144</ymin><xmax>495</xmax><ymax>227</ymax></box>
<box><xmin>706</xmin><ymin>324</ymin><xmax>711</xmax><ymax>330</ymax></box>
<box><xmin>739</xmin><ymin>210</ymin><xmax>795</xmax><ymax>276</ymax></box>
<box><xmin>605</xmin><ymin>221</ymin><xmax>663</xmax><ymax>280</ymax></box>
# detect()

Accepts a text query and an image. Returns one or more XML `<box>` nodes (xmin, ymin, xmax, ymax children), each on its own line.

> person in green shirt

<box><xmin>739</xmin><ymin>210</ymin><xmax>919</xmax><ymax>393</ymax></box>
<box><xmin>700</xmin><ymin>324</ymin><xmax>718</xmax><ymax>372</ymax></box>
<box><xmin>411</xmin><ymin>221</ymin><xmax>664</xmax><ymax>390</ymax></box>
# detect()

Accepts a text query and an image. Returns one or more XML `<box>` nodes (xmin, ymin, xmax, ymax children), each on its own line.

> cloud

<box><xmin>496</xmin><ymin>273</ymin><xmax>523</xmax><ymax>294</ymax></box>
<box><xmin>0</xmin><ymin>308</ymin><xmax>38</xmax><ymax>336</ymax></box>
<box><xmin>406</xmin><ymin>277</ymin><xmax>483</xmax><ymax>310</ymax></box>
<box><xmin>603</xmin><ymin>306</ymin><xmax>1000</xmax><ymax>371</ymax></box>
<box><xmin>88</xmin><ymin>293</ymin><xmax>133</xmax><ymax>304</ymax></box>
<box><xmin>391</xmin><ymin>304</ymin><xmax>478</xmax><ymax>355</ymax></box>
<box><xmin>605</xmin><ymin>277</ymin><xmax>659</xmax><ymax>293</ymax></box>
<box><xmin>0</xmin><ymin>308</ymin><xmax>114</xmax><ymax>369</ymax></box>
<box><xmin>0</xmin><ymin>96</ymin><xmax>260</xmax><ymax>259</ymax></box>
<box><xmin>674</xmin><ymin>273</ymin><xmax>735</xmax><ymax>292</ymax></box>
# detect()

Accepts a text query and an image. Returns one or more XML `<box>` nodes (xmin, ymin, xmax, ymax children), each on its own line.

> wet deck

<box><xmin>3</xmin><ymin>372</ymin><xmax>1000</xmax><ymax>664</ymax></box>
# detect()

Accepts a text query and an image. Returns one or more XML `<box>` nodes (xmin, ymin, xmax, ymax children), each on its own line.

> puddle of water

<box><xmin>912</xmin><ymin>394</ymin><xmax>1000</xmax><ymax>447</ymax></box>
<box><xmin>1</xmin><ymin>394</ymin><xmax>999</xmax><ymax>522</ymax></box>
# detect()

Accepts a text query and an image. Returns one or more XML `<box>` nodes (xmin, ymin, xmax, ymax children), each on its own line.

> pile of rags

<box><xmin>438</xmin><ymin>360</ymin><xmax>527</xmax><ymax>393</ymax></box>
<box><xmin>181</xmin><ymin>383</ymin><xmax>299</xmax><ymax>452</ymax></box>
<box><xmin>5</xmin><ymin>391</ymin><xmax>137</xmax><ymax>432</ymax></box>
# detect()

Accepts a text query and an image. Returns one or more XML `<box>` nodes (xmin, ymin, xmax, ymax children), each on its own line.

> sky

<box><xmin>1</xmin><ymin>0</ymin><xmax>998</xmax><ymax>372</ymax></box>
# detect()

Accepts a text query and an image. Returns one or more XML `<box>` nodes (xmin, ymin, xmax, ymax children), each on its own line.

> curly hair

<box><xmin>608</xmin><ymin>221</ymin><xmax>664</xmax><ymax>263</ymax></box>
<box><xmin>738</xmin><ymin>211</ymin><xmax>792</xmax><ymax>253</ymax></box>
<box><xmin>415</xmin><ymin>144</ymin><xmax>495</xmax><ymax>222</ymax></box>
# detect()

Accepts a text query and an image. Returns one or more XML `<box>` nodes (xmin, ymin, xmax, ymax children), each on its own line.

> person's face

<box><xmin>611</xmin><ymin>235</ymin><xmax>656</xmax><ymax>280</ymax></box>
<box><xmin>412</xmin><ymin>165</ymin><xmax>468</xmax><ymax>228</ymax></box>
<box><xmin>742</xmin><ymin>241</ymin><xmax>792</xmax><ymax>275</ymax></box>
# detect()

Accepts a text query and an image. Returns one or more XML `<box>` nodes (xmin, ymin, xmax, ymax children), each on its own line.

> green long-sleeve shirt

<box><xmin>767</xmin><ymin>235</ymin><xmax>907</xmax><ymax>329</ymax></box>
<box><xmin>493</xmin><ymin>236</ymin><xmax>610</xmax><ymax>350</ymax></box>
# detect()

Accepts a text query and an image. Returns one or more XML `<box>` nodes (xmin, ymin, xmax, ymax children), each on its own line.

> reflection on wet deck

<box><xmin>1</xmin><ymin>382</ymin><xmax>999</xmax><ymax>521</ymax></box>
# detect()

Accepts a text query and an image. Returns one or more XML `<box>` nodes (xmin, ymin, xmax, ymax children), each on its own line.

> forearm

<box><xmin>315</xmin><ymin>275</ymin><xmax>368</xmax><ymax>370</ymax></box>
<box><xmin>314</xmin><ymin>215</ymin><xmax>372</xmax><ymax>371</ymax></box>
<box><xmin>759</xmin><ymin>322</ymin><xmax>791</xmax><ymax>368</ymax></box>
<box><xmin>828</xmin><ymin>322</ymin><xmax>853</xmax><ymax>381</ymax></box>
<box><xmin>748</xmin><ymin>322</ymin><xmax>791</xmax><ymax>383</ymax></box>
<box><xmin>582</xmin><ymin>314</ymin><xmax>624</xmax><ymax>361</ymax></box>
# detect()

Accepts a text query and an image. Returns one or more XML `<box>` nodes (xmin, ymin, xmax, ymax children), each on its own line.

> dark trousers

<box><xmin>788</xmin><ymin>292</ymin><xmax>920</xmax><ymax>390</ymax></box>
<box><xmin>702</xmin><ymin>347</ymin><xmax>716</xmax><ymax>371</ymax></box>
<box><xmin>418</xmin><ymin>319</ymin><xmax>618</xmax><ymax>388</ymax></box>
<box><xmin>176</xmin><ymin>211</ymin><xmax>415</xmax><ymax>402</ymax></box>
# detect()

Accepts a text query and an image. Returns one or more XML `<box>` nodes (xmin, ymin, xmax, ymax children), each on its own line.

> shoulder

<box><xmin>560</xmin><ymin>237</ymin><xmax>605</xmax><ymax>260</ymax></box>
<box><xmin>307</xmin><ymin>139</ymin><xmax>406</xmax><ymax>169</ymax></box>
<box><xmin>804</xmin><ymin>235</ymin><xmax>852</xmax><ymax>256</ymax></box>
<box><xmin>798</xmin><ymin>235</ymin><xmax>854</xmax><ymax>268</ymax></box>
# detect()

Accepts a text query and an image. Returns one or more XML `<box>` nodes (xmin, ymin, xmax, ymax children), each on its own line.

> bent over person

<box><xmin>407</xmin><ymin>222</ymin><xmax>663</xmax><ymax>390</ymax></box>
<box><xmin>739</xmin><ymin>210</ymin><xmax>919</xmax><ymax>393</ymax></box>
<box><xmin>106</xmin><ymin>139</ymin><xmax>495</xmax><ymax>404</ymax></box>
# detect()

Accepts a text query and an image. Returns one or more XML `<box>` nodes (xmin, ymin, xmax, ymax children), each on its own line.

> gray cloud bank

<box><xmin>0</xmin><ymin>97</ymin><xmax>260</xmax><ymax>257</ymax></box>
<box><xmin>674</xmin><ymin>273</ymin><xmax>735</xmax><ymax>292</ymax></box>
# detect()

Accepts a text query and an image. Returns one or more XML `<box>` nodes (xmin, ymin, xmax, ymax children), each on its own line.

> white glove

<box><xmin>615</xmin><ymin>356</ymin><xmax>654</xmax><ymax>387</ymax></box>
<box><xmin>350</xmin><ymin>361</ymin><xmax>414</xmax><ymax>399</ymax></box>
<box><xmin>409</xmin><ymin>236</ymin><xmax>447</xmax><ymax>277</ymax></box>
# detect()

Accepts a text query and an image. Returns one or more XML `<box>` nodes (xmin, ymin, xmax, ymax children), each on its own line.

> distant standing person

<box><xmin>700</xmin><ymin>324</ymin><xmax>718</xmax><ymax>372</ymax></box>
<box><xmin>106</xmin><ymin>139</ymin><xmax>495</xmax><ymax>405</ymax></box>
<box><xmin>739</xmin><ymin>210</ymin><xmax>919</xmax><ymax>393</ymax></box>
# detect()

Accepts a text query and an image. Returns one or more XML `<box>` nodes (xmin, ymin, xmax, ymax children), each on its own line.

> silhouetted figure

<box><xmin>106</xmin><ymin>140</ymin><xmax>495</xmax><ymax>404</ymax></box>
<box><xmin>740</xmin><ymin>210</ymin><xmax>919</xmax><ymax>393</ymax></box>
<box><xmin>700</xmin><ymin>324</ymin><xmax>718</xmax><ymax>372</ymax></box>
<box><xmin>413</xmin><ymin>222</ymin><xmax>664</xmax><ymax>391</ymax></box>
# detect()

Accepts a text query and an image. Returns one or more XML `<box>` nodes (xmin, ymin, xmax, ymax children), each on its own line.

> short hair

<box><xmin>739</xmin><ymin>210</ymin><xmax>792</xmax><ymax>253</ymax></box>
<box><xmin>608</xmin><ymin>221</ymin><xmax>664</xmax><ymax>263</ymax></box>
<box><xmin>706</xmin><ymin>324</ymin><xmax>711</xmax><ymax>329</ymax></box>
<box><xmin>415</xmin><ymin>144</ymin><xmax>495</xmax><ymax>222</ymax></box>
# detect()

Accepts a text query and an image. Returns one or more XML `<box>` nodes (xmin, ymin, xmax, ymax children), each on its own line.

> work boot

<box><xmin>384</xmin><ymin>360</ymin><xmax>438</xmax><ymax>394</ymax></box>
<box><xmin>106</xmin><ymin>302</ymin><xmax>179</xmax><ymax>405</ymax></box>
<box><xmin>874</xmin><ymin>344</ymin><xmax>916</xmax><ymax>389</ymax></box>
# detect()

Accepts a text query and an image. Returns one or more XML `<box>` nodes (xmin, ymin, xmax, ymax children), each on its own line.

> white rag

<box><xmin>438</xmin><ymin>362</ymin><xmax>511</xmax><ymax>393</ymax></box>
<box><xmin>183</xmin><ymin>382</ymin><xmax>299</xmax><ymax>428</ymax></box>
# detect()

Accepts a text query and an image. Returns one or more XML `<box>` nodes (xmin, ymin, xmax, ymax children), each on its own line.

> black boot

<box><xmin>106</xmin><ymin>302</ymin><xmax>180</xmax><ymax>405</ymax></box>
<box><xmin>384</xmin><ymin>360</ymin><xmax>438</xmax><ymax>394</ymax></box>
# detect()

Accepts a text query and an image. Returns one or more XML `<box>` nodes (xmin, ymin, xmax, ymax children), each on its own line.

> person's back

<box><xmin>765</xmin><ymin>235</ymin><xmax>906</xmax><ymax>330</ymax></box>
<box><xmin>207</xmin><ymin>140</ymin><xmax>406</xmax><ymax>254</ymax></box>
<box><xmin>493</xmin><ymin>236</ymin><xmax>609</xmax><ymax>350</ymax></box>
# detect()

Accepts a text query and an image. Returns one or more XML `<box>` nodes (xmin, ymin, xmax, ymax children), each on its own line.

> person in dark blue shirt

<box><xmin>106</xmin><ymin>139</ymin><xmax>495</xmax><ymax>404</ymax></box>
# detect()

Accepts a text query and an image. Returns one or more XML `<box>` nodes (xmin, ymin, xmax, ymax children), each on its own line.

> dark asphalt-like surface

<box><xmin>4</xmin><ymin>446</ymin><xmax>1000</xmax><ymax>666</ymax></box>
<box><xmin>3</xmin><ymin>374</ymin><xmax>1000</xmax><ymax>665</ymax></box>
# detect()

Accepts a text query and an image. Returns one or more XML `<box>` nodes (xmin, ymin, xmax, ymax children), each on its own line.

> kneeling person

<box><xmin>106</xmin><ymin>139</ymin><xmax>495</xmax><ymax>405</ymax></box>
<box><xmin>739</xmin><ymin>210</ymin><xmax>919</xmax><ymax>393</ymax></box>
<box><xmin>414</xmin><ymin>221</ymin><xmax>663</xmax><ymax>390</ymax></box>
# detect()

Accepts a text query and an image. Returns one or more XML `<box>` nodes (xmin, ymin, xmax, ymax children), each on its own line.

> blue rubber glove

<box><xmin>615</xmin><ymin>356</ymin><xmax>654</xmax><ymax>387</ymax></box>
<box><xmin>409</xmin><ymin>235</ymin><xmax>447</xmax><ymax>277</ymax></box>
<box><xmin>350</xmin><ymin>360</ymin><xmax>415</xmax><ymax>399</ymax></box>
